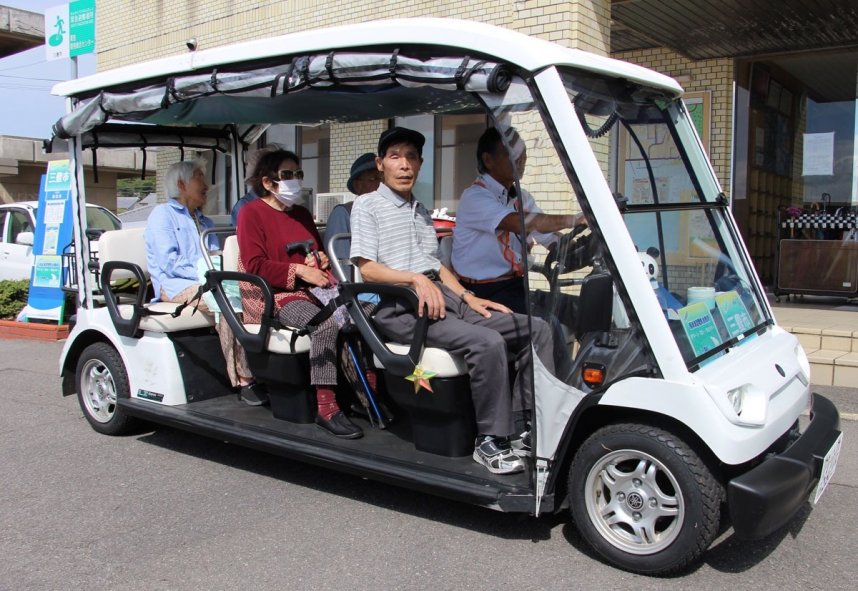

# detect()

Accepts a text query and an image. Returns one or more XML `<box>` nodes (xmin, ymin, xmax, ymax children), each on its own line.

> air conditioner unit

<box><xmin>313</xmin><ymin>192</ymin><xmax>354</xmax><ymax>224</ymax></box>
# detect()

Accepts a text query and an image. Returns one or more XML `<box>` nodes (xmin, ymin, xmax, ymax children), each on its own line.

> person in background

<box><xmin>145</xmin><ymin>160</ymin><xmax>260</xmax><ymax>404</ymax></box>
<box><xmin>323</xmin><ymin>152</ymin><xmax>381</xmax><ymax>262</ymax></box>
<box><xmin>237</xmin><ymin>149</ymin><xmax>369</xmax><ymax>439</ymax></box>
<box><xmin>350</xmin><ymin>127</ymin><xmax>555</xmax><ymax>475</ymax></box>
<box><xmin>451</xmin><ymin>127</ymin><xmax>586</xmax><ymax>313</ymax></box>
<box><xmin>230</xmin><ymin>144</ymin><xmax>299</xmax><ymax>227</ymax></box>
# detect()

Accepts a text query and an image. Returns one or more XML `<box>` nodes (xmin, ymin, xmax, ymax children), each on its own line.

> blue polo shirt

<box><xmin>144</xmin><ymin>198</ymin><xmax>214</xmax><ymax>301</ymax></box>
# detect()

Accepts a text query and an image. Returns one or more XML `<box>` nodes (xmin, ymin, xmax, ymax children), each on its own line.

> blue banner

<box><xmin>24</xmin><ymin>161</ymin><xmax>74</xmax><ymax>323</ymax></box>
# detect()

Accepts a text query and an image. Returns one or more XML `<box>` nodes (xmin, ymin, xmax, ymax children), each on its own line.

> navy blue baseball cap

<box><xmin>377</xmin><ymin>127</ymin><xmax>425</xmax><ymax>158</ymax></box>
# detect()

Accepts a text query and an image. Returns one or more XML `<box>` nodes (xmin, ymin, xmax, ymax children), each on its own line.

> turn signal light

<box><xmin>582</xmin><ymin>362</ymin><xmax>606</xmax><ymax>387</ymax></box>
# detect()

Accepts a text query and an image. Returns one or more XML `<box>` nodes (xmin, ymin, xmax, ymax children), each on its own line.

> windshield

<box><xmin>563</xmin><ymin>69</ymin><xmax>771</xmax><ymax>368</ymax></box>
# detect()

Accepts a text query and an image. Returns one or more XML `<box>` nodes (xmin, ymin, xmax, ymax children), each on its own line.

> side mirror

<box><xmin>15</xmin><ymin>231</ymin><xmax>34</xmax><ymax>246</ymax></box>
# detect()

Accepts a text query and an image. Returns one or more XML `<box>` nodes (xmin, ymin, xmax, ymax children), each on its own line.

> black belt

<box><xmin>422</xmin><ymin>269</ymin><xmax>440</xmax><ymax>281</ymax></box>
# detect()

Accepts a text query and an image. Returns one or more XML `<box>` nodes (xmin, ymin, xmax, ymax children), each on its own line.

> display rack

<box><xmin>775</xmin><ymin>210</ymin><xmax>858</xmax><ymax>300</ymax></box>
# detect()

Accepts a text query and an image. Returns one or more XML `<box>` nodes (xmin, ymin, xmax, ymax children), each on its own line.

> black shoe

<box><xmin>239</xmin><ymin>383</ymin><xmax>269</xmax><ymax>406</ymax></box>
<box><xmin>315</xmin><ymin>412</ymin><xmax>363</xmax><ymax>439</ymax></box>
<box><xmin>350</xmin><ymin>402</ymin><xmax>369</xmax><ymax>418</ymax></box>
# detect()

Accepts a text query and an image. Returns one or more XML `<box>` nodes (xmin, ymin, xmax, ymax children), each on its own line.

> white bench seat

<box><xmin>115</xmin><ymin>301</ymin><xmax>215</xmax><ymax>332</ymax></box>
<box><xmin>99</xmin><ymin>228</ymin><xmax>215</xmax><ymax>334</ymax></box>
<box><xmin>375</xmin><ymin>343</ymin><xmax>467</xmax><ymax>378</ymax></box>
<box><xmin>244</xmin><ymin>324</ymin><xmax>311</xmax><ymax>354</ymax></box>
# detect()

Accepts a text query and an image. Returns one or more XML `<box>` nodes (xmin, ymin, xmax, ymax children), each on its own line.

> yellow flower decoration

<box><xmin>405</xmin><ymin>365</ymin><xmax>437</xmax><ymax>393</ymax></box>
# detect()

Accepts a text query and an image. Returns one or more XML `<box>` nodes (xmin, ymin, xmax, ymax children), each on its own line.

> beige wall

<box><xmin>96</xmin><ymin>1</ymin><xmax>612</xmax><ymax>212</ymax></box>
<box><xmin>330</xmin><ymin>120</ymin><xmax>387</xmax><ymax>195</ymax></box>
<box><xmin>97</xmin><ymin>1</ymin><xmax>611</xmax><ymax>70</ymax></box>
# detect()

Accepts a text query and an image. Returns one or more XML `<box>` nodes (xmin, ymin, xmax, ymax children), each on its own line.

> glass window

<box><xmin>390</xmin><ymin>113</ymin><xmax>487</xmax><ymax>212</ymax></box>
<box><xmin>437</xmin><ymin>114</ymin><xmax>487</xmax><ymax>213</ymax></box>
<box><xmin>395</xmin><ymin>115</ymin><xmax>435</xmax><ymax>210</ymax></box>
<box><xmin>300</xmin><ymin>125</ymin><xmax>330</xmax><ymax>195</ymax></box>
<box><xmin>0</xmin><ymin>211</ymin><xmax>8</xmax><ymax>243</ymax></box>
<box><xmin>265</xmin><ymin>124</ymin><xmax>298</xmax><ymax>153</ymax></box>
<box><xmin>8</xmin><ymin>210</ymin><xmax>33</xmax><ymax>243</ymax></box>
<box><xmin>802</xmin><ymin>97</ymin><xmax>856</xmax><ymax>205</ymax></box>
<box><xmin>86</xmin><ymin>206</ymin><xmax>121</xmax><ymax>233</ymax></box>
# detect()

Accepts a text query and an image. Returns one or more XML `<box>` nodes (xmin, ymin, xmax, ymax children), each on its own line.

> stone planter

<box><xmin>0</xmin><ymin>319</ymin><xmax>69</xmax><ymax>341</ymax></box>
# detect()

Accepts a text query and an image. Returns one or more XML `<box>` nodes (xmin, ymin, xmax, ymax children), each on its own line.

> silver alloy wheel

<box><xmin>584</xmin><ymin>448</ymin><xmax>685</xmax><ymax>555</ymax></box>
<box><xmin>79</xmin><ymin>358</ymin><xmax>117</xmax><ymax>424</ymax></box>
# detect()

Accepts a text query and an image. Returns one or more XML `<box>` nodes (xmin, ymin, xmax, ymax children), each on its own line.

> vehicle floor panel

<box><xmin>138</xmin><ymin>394</ymin><xmax>532</xmax><ymax>493</ymax></box>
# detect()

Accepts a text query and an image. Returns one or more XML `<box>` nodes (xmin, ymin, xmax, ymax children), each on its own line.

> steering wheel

<box><xmin>544</xmin><ymin>223</ymin><xmax>593</xmax><ymax>274</ymax></box>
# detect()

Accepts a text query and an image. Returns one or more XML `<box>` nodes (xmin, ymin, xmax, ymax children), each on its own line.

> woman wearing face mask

<box><xmin>237</xmin><ymin>149</ymin><xmax>365</xmax><ymax>439</ymax></box>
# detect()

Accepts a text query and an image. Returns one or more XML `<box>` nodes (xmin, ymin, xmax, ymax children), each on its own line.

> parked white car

<box><xmin>0</xmin><ymin>201</ymin><xmax>121</xmax><ymax>281</ymax></box>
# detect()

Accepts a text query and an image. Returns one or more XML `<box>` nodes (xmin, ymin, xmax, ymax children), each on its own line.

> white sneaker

<box><xmin>510</xmin><ymin>430</ymin><xmax>532</xmax><ymax>458</ymax></box>
<box><xmin>473</xmin><ymin>436</ymin><xmax>525</xmax><ymax>475</ymax></box>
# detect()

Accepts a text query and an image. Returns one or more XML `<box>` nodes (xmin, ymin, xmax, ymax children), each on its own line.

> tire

<box><xmin>568</xmin><ymin>423</ymin><xmax>723</xmax><ymax>575</ymax></box>
<box><xmin>75</xmin><ymin>342</ymin><xmax>138</xmax><ymax>435</ymax></box>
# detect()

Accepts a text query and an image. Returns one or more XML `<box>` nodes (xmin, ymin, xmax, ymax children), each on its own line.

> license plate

<box><xmin>813</xmin><ymin>432</ymin><xmax>843</xmax><ymax>505</ymax></box>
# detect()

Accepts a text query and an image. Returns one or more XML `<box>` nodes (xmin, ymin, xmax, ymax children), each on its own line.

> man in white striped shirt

<box><xmin>350</xmin><ymin>127</ymin><xmax>555</xmax><ymax>475</ymax></box>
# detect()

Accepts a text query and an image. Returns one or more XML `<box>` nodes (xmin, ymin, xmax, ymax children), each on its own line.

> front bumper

<box><xmin>727</xmin><ymin>393</ymin><xmax>841</xmax><ymax>539</ymax></box>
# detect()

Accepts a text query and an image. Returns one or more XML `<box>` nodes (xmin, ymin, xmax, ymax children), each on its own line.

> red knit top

<box><xmin>236</xmin><ymin>198</ymin><xmax>324</xmax><ymax>324</ymax></box>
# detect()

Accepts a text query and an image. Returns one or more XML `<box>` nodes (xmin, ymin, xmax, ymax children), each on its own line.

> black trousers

<box><xmin>467</xmin><ymin>276</ymin><xmax>527</xmax><ymax>314</ymax></box>
<box><xmin>372</xmin><ymin>282</ymin><xmax>554</xmax><ymax>437</ymax></box>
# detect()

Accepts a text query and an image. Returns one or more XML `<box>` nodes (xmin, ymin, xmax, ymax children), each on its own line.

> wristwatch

<box><xmin>460</xmin><ymin>289</ymin><xmax>475</xmax><ymax>302</ymax></box>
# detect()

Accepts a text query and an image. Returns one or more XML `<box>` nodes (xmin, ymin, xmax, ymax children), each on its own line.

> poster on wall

<box><xmin>803</xmin><ymin>132</ymin><xmax>835</xmax><ymax>176</ymax></box>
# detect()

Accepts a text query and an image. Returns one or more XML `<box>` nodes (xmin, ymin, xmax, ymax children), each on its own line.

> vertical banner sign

<box><xmin>69</xmin><ymin>0</ymin><xmax>96</xmax><ymax>57</ymax></box>
<box><xmin>45</xmin><ymin>1</ymin><xmax>96</xmax><ymax>62</ymax></box>
<box><xmin>25</xmin><ymin>162</ymin><xmax>75</xmax><ymax>323</ymax></box>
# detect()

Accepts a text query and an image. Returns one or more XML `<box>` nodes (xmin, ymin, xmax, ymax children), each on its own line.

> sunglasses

<box><xmin>268</xmin><ymin>169</ymin><xmax>304</xmax><ymax>181</ymax></box>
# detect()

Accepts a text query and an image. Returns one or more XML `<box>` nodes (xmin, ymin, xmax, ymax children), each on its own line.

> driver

<box><xmin>451</xmin><ymin>126</ymin><xmax>586</xmax><ymax>314</ymax></box>
<box><xmin>350</xmin><ymin>127</ymin><xmax>556</xmax><ymax>475</ymax></box>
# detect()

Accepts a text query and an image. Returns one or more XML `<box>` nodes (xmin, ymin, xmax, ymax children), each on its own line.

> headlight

<box><xmin>727</xmin><ymin>386</ymin><xmax>745</xmax><ymax>415</ymax></box>
<box><xmin>795</xmin><ymin>344</ymin><xmax>810</xmax><ymax>385</ymax></box>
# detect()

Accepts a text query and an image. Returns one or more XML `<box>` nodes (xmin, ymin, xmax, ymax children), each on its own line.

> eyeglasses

<box><xmin>269</xmin><ymin>169</ymin><xmax>304</xmax><ymax>181</ymax></box>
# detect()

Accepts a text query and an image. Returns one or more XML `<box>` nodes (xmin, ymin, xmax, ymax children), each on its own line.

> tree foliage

<box><xmin>0</xmin><ymin>280</ymin><xmax>29</xmax><ymax>319</ymax></box>
<box><xmin>117</xmin><ymin>176</ymin><xmax>156</xmax><ymax>198</ymax></box>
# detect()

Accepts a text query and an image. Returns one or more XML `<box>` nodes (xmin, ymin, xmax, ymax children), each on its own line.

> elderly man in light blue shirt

<box><xmin>145</xmin><ymin>161</ymin><xmax>215</xmax><ymax>301</ymax></box>
<box><xmin>145</xmin><ymin>160</ymin><xmax>259</xmax><ymax>403</ymax></box>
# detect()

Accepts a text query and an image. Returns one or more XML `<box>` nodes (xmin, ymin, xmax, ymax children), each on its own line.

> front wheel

<box><xmin>568</xmin><ymin>423</ymin><xmax>723</xmax><ymax>575</ymax></box>
<box><xmin>75</xmin><ymin>342</ymin><xmax>138</xmax><ymax>435</ymax></box>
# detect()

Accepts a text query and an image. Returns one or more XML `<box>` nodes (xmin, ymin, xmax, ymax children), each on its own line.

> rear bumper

<box><xmin>727</xmin><ymin>393</ymin><xmax>841</xmax><ymax>539</ymax></box>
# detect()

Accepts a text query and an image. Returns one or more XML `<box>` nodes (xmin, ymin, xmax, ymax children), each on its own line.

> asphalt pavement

<box><xmin>0</xmin><ymin>339</ymin><xmax>856</xmax><ymax>590</ymax></box>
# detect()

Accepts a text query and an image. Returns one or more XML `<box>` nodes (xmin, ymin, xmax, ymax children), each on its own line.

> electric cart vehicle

<box><xmin>52</xmin><ymin>19</ymin><xmax>842</xmax><ymax>575</ymax></box>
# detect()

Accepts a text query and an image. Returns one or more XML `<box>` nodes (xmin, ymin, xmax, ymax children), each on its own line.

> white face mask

<box><xmin>274</xmin><ymin>179</ymin><xmax>303</xmax><ymax>207</ymax></box>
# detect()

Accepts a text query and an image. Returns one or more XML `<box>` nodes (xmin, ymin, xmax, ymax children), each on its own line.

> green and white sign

<box><xmin>715</xmin><ymin>290</ymin><xmax>753</xmax><ymax>339</ymax></box>
<box><xmin>678</xmin><ymin>301</ymin><xmax>721</xmax><ymax>358</ymax></box>
<box><xmin>45</xmin><ymin>0</ymin><xmax>96</xmax><ymax>62</ymax></box>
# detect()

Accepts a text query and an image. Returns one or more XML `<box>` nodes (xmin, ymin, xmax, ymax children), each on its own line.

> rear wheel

<box><xmin>568</xmin><ymin>423</ymin><xmax>722</xmax><ymax>575</ymax></box>
<box><xmin>75</xmin><ymin>342</ymin><xmax>138</xmax><ymax>435</ymax></box>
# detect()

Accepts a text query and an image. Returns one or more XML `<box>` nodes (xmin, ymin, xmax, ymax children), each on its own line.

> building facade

<box><xmin>92</xmin><ymin>0</ymin><xmax>858</xmax><ymax>287</ymax></box>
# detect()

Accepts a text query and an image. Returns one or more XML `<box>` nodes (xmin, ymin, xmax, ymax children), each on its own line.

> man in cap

<box><xmin>350</xmin><ymin>127</ymin><xmax>555</xmax><ymax>475</ymax></box>
<box><xmin>452</xmin><ymin>126</ymin><xmax>586</xmax><ymax>313</ymax></box>
<box><xmin>323</xmin><ymin>152</ymin><xmax>381</xmax><ymax>261</ymax></box>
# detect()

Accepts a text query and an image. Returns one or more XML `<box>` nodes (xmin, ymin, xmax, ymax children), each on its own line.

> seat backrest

<box><xmin>98</xmin><ymin>227</ymin><xmax>149</xmax><ymax>280</ymax></box>
<box><xmin>575</xmin><ymin>272</ymin><xmax>613</xmax><ymax>337</ymax></box>
<box><xmin>222</xmin><ymin>235</ymin><xmax>239</xmax><ymax>272</ymax></box>
<box><xmin>438</xmin><ymin>234</ymin><xmax>453</xmax><ymax>268</ymax></box>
